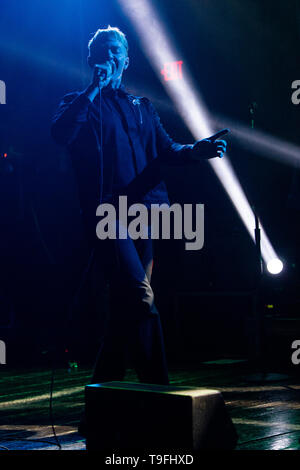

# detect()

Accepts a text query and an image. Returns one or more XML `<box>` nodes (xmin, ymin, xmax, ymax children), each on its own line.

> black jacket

<box><xmin>51</xmin><ymin>87</ymin><xmax>195</xmax><ymax>229</ymax></box>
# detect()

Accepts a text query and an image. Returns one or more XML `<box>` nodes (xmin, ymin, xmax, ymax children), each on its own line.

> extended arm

<box><xmin>148</xmin><ymin>101</ymin><xmax>227</xmax><ymax>163</ymax></box>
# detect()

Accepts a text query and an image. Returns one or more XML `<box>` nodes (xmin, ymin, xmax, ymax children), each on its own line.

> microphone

<box><xmin>248</xmin><ymin>102</ymin><xmax>258</xmax><ymax>128</ymax></box>
<box><xmin>249</xmin><ymin>101</ymin><xmax>258</xmax><ymax>115</ymax></box>
<box><xmin>94</xmin><ymin>60</ymin><xmax>116</xmax><ymax>82</ymax></box>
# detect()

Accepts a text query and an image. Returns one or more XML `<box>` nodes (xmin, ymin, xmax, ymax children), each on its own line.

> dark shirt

<box><xmin>51</xmin><ymin>87</ymin><xmax>195</xmax><ymax>234</ymax></box>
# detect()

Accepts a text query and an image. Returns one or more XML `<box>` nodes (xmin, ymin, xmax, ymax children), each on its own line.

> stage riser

<box><xmin>85</xmin><ymin>382</ymin><xmax>238</xmax><ymax>451</ymax></box>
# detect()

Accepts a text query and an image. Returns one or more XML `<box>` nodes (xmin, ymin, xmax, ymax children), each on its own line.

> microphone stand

<box><xmin>245</xmin><ymin>103</ymin><xmax>289</xmax><ymax>383</ymax></box>
<box><xmin>246</xmin><ymin>102</ymin><xmax>265</xmax><ymax>363</ymax></box>
<box><xmin>251</xmin><ymin>206</ymin><xmax>264</xmax><ymax>362</ymax></box>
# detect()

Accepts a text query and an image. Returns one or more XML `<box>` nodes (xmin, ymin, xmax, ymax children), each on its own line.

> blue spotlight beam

<box><xmin>118</xmin><ymin>0</ymin><xmax>281</xmax><ymax>267</ymax></box>
<box><xmin>213</xmin><ymin>115</ymin><xmax>300</xmax><ymax>167</ymax></box>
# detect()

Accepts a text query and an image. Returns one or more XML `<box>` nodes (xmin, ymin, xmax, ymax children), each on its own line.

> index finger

<box><xmin>208</xmin><ymin>128</ymin><xmax>230</xmax><ymax>142</ymax></box>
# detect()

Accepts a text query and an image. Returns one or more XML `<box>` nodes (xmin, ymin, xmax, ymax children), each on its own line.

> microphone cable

<box><xmin>47</xmin><ymin>84</ymin><xmax>105</xmax><ymax>448</ymax></box>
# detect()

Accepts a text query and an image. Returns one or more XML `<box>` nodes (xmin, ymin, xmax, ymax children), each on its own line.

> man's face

<box><xmin>92</xmin><ymin>35</ymin><xmax>129</xmax><ymax>81</ymax></box>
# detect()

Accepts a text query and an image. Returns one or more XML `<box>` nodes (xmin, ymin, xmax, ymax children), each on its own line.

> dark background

<box><xmin>0</xmin><ymin>0</ymin><xmax>299</xmax><ymax>366</ymax></box>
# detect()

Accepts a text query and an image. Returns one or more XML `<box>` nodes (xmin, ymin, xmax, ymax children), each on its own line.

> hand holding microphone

<box><xmin>93</xmin><ymin>60</ymin><xmax>115</xmax><ymax>90</ymax></box>
<box><xmin>85</xmin><ymin>60</ymin><xmax>116</xmax><ymax>102</ymax></box>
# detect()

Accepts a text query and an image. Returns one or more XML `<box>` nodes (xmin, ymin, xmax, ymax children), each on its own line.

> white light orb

<box><xmin>267</xmin><ymin>258</ymin><xmax>283</xmax><ymax>275</ymax></box>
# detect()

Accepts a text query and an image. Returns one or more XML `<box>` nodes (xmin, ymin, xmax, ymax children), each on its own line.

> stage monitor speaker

<box><xmin>85</xmin><ymin>381</ymin><xmax>238</xmax><ymax>452</ymax></box>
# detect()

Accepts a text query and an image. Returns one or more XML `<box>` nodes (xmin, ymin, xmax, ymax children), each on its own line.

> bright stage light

<box><xmin>118</xmin><ymin>0</ymin><xmax>282</xmax><ymax>269</ymax></box>
<box><xmin>267</xmin><ymin>258</ymin><xmax>284</xmax><ymax>275</ymax></box>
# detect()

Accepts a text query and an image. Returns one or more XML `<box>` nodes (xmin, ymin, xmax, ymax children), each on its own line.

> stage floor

<box><xmin>0</xmin><ymin>360</ymin><xmax>299</xmax><ymax>451</ymax></box>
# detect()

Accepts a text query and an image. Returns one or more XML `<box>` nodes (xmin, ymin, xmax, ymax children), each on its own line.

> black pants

<box><xmin>91</xmin><ymin>223</ymin><xmax>169</xmax><ymax>385</ymax></box>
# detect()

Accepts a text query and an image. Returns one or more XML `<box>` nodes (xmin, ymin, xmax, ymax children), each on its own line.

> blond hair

<box><xmin>88</xmin><ymin>25</ymin><xmax>128</xmax><ymax>58</ymax></box>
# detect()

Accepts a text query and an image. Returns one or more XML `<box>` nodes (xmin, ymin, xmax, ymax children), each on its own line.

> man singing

<box><xmin>51</xmin><ymin>26</ymin><xmax>227</xmax><ymax>389</ymax></box>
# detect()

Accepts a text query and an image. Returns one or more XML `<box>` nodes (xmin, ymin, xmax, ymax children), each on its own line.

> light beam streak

<box><xmin>119</xmin><ymin>0</ymin><xmax>282</xmax><ymax>269</ymax></box>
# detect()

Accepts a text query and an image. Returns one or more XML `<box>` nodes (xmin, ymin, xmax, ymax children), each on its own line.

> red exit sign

<box><xmin>161</xmin><ymin>60</ymin><xmax>183</xmax><ymax>81</ymax></box>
